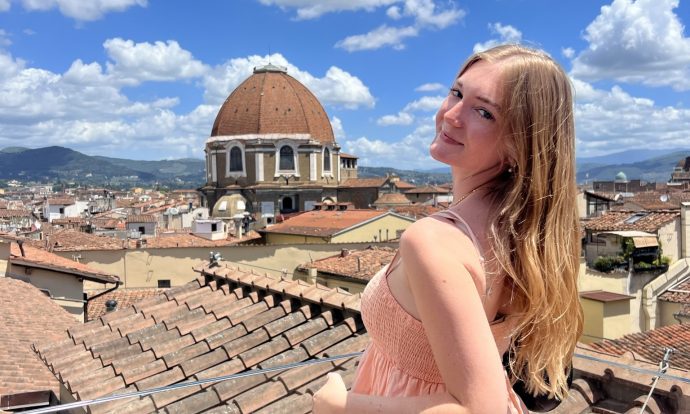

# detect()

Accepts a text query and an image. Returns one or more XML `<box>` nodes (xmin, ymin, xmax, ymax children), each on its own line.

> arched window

<box><xmin>279</xmin><ymin>146</ymin><xmax>295</xmax><ymax>171</ymax></box>
<box><xmin>229</xmin><ymin>147</ymin><xmax>243</xmax><ymax>172</ymax></box>
<box><xmin>323</xmin><ymin>147</ymin><xmax>331</xmax><ymax>172</ymax></box>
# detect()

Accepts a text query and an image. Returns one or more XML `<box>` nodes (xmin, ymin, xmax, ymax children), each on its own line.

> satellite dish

<box><xmin>660</xmin><ymin>194</ymin><xmax>669</xmax><ymax>203</ymax></box>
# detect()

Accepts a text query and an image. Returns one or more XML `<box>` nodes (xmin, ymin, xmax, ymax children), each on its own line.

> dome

<box><xmin>614</xmin><ymin>171</ymin><xmax>628</xmax><ymax>182</ymax></box>
<box><xmin>211</xmin><ymin>64</ymin><xmax>335</xmax><ymax>144</ymax></box>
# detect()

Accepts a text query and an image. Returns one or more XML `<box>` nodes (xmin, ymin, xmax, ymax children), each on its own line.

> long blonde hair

<box><xmin>458</xmin><ymin>45</ymin><xmax>583</xmax><ymax>399</ymax></box>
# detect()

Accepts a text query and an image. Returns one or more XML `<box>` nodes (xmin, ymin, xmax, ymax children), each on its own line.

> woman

<box><xmin>313</xmin><ymin>44</ymin><xmax>583</xmax><ymax>413</ymax></box>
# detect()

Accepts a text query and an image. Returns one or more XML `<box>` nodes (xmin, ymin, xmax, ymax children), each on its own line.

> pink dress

<box><xmin>351</xmin><ymin>209</ymin><xmax>525</xmax><ymax>413</ymax></box>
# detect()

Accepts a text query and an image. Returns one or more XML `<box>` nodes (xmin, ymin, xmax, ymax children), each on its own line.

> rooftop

<box><xmin>33</xmin><ymin>263</ymin><xmax>366</xmax><ymax>413</ymax></box>
<box><xmin>583</xmin><ymin>210</ymin><xmax>680</xmax><ymax>233</ymax></box>
<box><xmin>260</xmin><ymin>209</ymin><xmax>406</xmax><ymax>237</ymax></box>
<box><xmin>297</xmin><ymin>246</ymin><xmax>396</xmax><ymax>282</ymax></box>
<box><xmin>9</xmin><ymin>241</ymin><xmax>120</xmax><ymax>284</ymax></box>
<box><xmin>0</xmin><ymin>277</ymin><xmax>78</xmax><ymax>397</ymax></box>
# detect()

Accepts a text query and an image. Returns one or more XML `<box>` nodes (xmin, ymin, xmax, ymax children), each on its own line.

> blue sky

<box><xmin>0</xmin><ymin>0</ymin><xmax>689</xmax><ymax>169</ymax></box>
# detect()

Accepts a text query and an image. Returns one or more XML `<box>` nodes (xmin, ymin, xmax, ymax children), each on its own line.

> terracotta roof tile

<box><xmin>33</xmin><ymin>262</ymin><xmax>366</xmax><ymax>412</ymax></box>
<box><xmin>0</xmin><ymin>208</ymin><xmax>32</xmax><ymax>218</ymax></box>
<box><xmin>298</xmin><ymin>246</ymin><xmax>395</xmax><ymax>282</ymax></box>
<box><xmin>586</xmin><ymin>324</ymin><xmax>690</xmax><ymax>370</ymax></box>
<box><xmin>0</xmin><ymin>278</ymin><xmax>77</xmax><ymax>397</ymax></box>
<box><xmin>9</xmin><ymin>241</ymin><xmax>119</xmax><ymax>284</ymax></box>
<box><xmin>33</xmin><ymin>228</ymin><xmax>126</xmax><ymax>251</ymax></box>
<box><xmin>580</xmin><ymin>290</ymin><xmax>635</xmax><ymax>302</ymax></box>
<box><xmin>404</xmin><ymin>185</ymin><xmax>450</xmax><ymax>194</ymax></box>
<box><xmin>87</xmin><ymin>288</ymin><xmax>164</xmax><ymax>321</ymax></box>
<box><xmin>339</xmin><ymin>177</ymin><xmax>387</xmax><ymax>188</ymax></box>
<box><xmin>126</xmin><ymin>214</ymin><xmax>158</xmax><ymax>223</ymax></box>
<box><xmin>372</xmin><ymin>193</ymin><xmax>411</xmax><ymax>206</ymax></box>
<box><xmin>260</xmin><ymin>209</ymin><xmax>398</xmax><ymax>237</ymax></box>
<box><xmin>583</xmin><ymin>210</ymin><xmax>680</xmax><ymax>233</ymax></box>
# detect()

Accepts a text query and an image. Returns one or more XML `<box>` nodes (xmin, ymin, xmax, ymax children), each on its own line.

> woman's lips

<box><xmin>439</xmin><ymin>131</ymin><xmax>462</xmax><ymax>145</ymax></box>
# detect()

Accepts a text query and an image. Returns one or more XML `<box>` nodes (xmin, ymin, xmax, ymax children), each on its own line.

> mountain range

<box><xmin>0</xmin><ymin>146</ymin><xmax>688</xmax><ymax>188</ymax></box>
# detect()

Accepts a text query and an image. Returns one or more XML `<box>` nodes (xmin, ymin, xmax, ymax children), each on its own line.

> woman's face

<box><xmin>430</xmin><ymin>60</ymin><xmax>508</xmax><ymax>178</ymax></box>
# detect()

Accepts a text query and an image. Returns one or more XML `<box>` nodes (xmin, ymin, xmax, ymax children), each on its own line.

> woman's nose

<box><xmin>443</xmin><ymin>100</ymin><xmax>463</xmax><ymax>127</ymax></box>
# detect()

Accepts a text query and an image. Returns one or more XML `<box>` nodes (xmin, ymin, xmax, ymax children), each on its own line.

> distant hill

<box><xmin>576</xmin><ymin>150</ymin><xmax>690</xmax><ymax>183</ymax></box>
<box><xmin>358</xmin><ymin>166</ymin><xmax>451</xmax><ymax>185</ymax></box>
<box><xmin>0</xmin><ymin>146</ymin><xmax>203</xmax><ymax>187</ymax></box>
<box><xmin>1</xmin><ymin>145</ymin><xmax>686</xmax><ymax>188</ymax></box>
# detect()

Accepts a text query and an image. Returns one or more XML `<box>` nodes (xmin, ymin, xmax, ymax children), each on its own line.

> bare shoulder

<box><xmin>400</xmin><ymin>216</ymin><xmax>484</xmax><ymax>277</ymax></box>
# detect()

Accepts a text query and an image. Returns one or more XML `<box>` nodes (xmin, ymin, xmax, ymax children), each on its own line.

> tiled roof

<box><xmin>36</xmin><ymin>228</ymin><xmax>126</xmax><ymax>251</ymax></box>
<box><xmin>126</xmin><ymin>214</ymin><xmax>158</xmax><ymax>223</ymax></box>
<box><xmin>297</xmin><ymin>246</ymin><xmax>395</xmax><ymax>282</ymax></box>
<box><xmin>211</xmin><ymin>68</ymin><xmax>335</xmax><ymax>144</ymax></box>
<box><xmin>51</xmin><ymin>217</ymin><xmax>85</xmax><ymax>225</ymax></box>
<box><xmin>339</xmin><ymin>177</ymin><xmax>387</xmax><ymax>188</ymax></box>
<box><xmin>388</xmin><ymin>204</ymin><xmax>443</xmax><ymax>219</ymax></box>
<box><xmin>583</xmin><ymin>210</ymin><xmax>680</xmax><ymax>233</ymax></box>
<box><xmin>0</xmin><ymin>209</ymin><xmax>32</xmax><ymax>218</ymax></box>
<box><xmin>91</xmin><ymin>217</ymin><xmax>126</xmax><ymax>230</ymax></box>
<box><xmin>47</xmin><ymin>197</ymin><xmax>76</xmax><ymax>205</ymax></box>
<box><xmin>34</xmin><ymin>263</ymin><xmax>367</xmax><ymax>413</ymax></box>
<box><xmin>10</xmin><ymin>242</ymin><xmax>120</xmax><ymax>284</ymax></box>
<box><xmin>584</xmin><ymin>190</ymin><xmax>619</xmax><ymax>201</ymax></box>
<box><xmin>404</xmin><ymin>185</ymin><xmax>450</xmax><ymax>194</ymax></box>
<box><xmin>619</xmin><ymin>191</ymin><xmax>690</xmax><ymax>210</ymax></box>
<box><xmin>579</xmin><ymin>290</ymin><xmax>634</xmax><ymax>302</ymax></box>
<box><xmin>658</xmin><ymin>276</ymin><xmax>690</xmax><ymax>304</ymax></box>
<box><xmin>391</xmin><ymin>180</ymin><xmax>415</xmax><ymax>189</ymax></box>
<box><xmin>372</xmin><ymin>193</ymin><xmax>411</xmax><ymax>206</ymax></box>
<box><xmin>0</xmin><ymin>277</ymin><xmax>77</xmax><ymax>396</ymax></box>
<box><xmin>586</xmin><ymin>324</ymin><xmax>690</xmax><ymax>370</ymax></box>
<box><xmin>260</xmin><ymin>209</ymin><xmax>393</xmax><ymax>237</ymax></box>
<box><xmin>129</xmin><ymin>231</ymin><xmax>261</xmax><ymax>249</ymax></box>
<box><xmin>339</xmin><ymin>152</ymin><xmax>358</xmax><ymax>159</ymax></box>
<box><xmin>87</xmin><ymin>288</ymin><xmax>165</xmax><ymax>321</ymax></box>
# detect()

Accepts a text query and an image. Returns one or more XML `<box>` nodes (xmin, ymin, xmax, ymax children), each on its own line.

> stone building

<box><xmin>200</xmin><ymin>64</ymin><xmax>353</xmax><ymax>225</ymax></box>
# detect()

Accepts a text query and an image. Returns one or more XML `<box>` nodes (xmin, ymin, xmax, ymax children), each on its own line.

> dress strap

<box><xmin>431</xmin><ymin>209</ymin><xmax>485</xmax><ymax>262</ymax></box>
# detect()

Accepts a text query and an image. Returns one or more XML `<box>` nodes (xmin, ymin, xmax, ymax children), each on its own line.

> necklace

<box><xmin>449</xmin><ymin>185</ymin><xmax>485</xmax><ymax>208</ymax></box>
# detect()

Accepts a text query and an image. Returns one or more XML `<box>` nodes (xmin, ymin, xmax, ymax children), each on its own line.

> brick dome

<box><xmin>211</xmin><ymin>64</ymin><xmax>335</xmax><ymax>144</ymax></box>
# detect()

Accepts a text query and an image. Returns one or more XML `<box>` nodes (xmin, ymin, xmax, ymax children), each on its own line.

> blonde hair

<box><xmin>458</xmin><ymin>45</ymin><xmax>583</xmax><ymax>399</ymax></box>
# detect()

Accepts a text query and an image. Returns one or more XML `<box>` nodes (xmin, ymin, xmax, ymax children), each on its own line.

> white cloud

<box><xmin>0</xmin><ymin>0</ymin><xmax>10</xmax><ymax>11</ymax></box>
<box><xmin>203</xmin><ymin>53</ymin><xmax>375</xmax><ymax>109</ymax></box>
<box><xmin>473</xmin><ymin>22</ymin><xmax>523</xmax><ymax>53</ymax></box>
<box><xmin>377</xmin><ymin>95</ymin><xmax>442</xmax><ymax>127</ymax></box>
<box><xmin>16</xmin><ymin>0</ymin><xmax>147</xmax><ymax>21</ymax></box>
<box><xmin>562</xmin><ymin>47</ymin><xmax>575</xmax><ymax>59</ymax></box>
<box><xmin>386</xmin><ymin>5</ymin><xmax>401</xmax><ymax>19</ymax></box>
<box><xmin>403</xmin><ymin>95</ymin><xmax>444</xmax><ymax>112</ymax></box>
<box><xmin>415</xmin><ymin>82</ymin><xmax>444</xmax><ymax>92</ymax></box>
<box><xmin>331</xmin><ymin>116</ymin><xmax>346</xmax><ymax>140</ymax></box>
<box><xmin>0</xmin><ymin>46</ymin><xmax>375</xmax><ymax>160</ymax></box>
<box><xmin>257</xmin><ymin>0</ymin><xmax>397</xmax><ymax>19</ymax></box>
<box><xmin>573</xmin><ymin>77</ymin><xmax>690</xmax><ymax>156</ymax></box>
<box><xmin>336</xmin><ymin>0</ymin><xmax>464</xmax><ymax>52</ymax></box>
<box><xmin>341</xmin><ymin>120</ymin><xmax>440</xmax><ymax>168</ymax></box>
<box><xmin>336</xmin><ymin>25</ymin><xmax>418</xmax><ymax>52</ymax></box>
<box><xmin>377</xmin><ymin>111</ymin><xmax>414</xmax><ymax>126</ymax></box>
<box><xmin>570</xmin><ymin>0</ymin><xmax>690</xmax><ymax>90</ymax></box>
<box><xmin>103</xmin><ymin>38</ymin><xmax>208</xmax><ymax>85</ymax></box>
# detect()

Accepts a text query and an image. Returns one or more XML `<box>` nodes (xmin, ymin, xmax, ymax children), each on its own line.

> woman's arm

<box><xmin>399</xmin><ymin>218</ymin><xmax>509</xmax><ymax>413</ymax></box>
<box><xmin>313</xmin><ymin>218</ymin><xmax>510</xmax><ymax>414</ymax></box>
<box><xmin>313</xmin><ymin>372</ymin><xmax>470</xmax><ymax>414</ymax></box>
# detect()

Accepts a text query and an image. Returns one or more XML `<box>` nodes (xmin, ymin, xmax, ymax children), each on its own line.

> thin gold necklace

<box><xmin>449</xmin><ymin>185</ymin><xmax>485</xmax><ymax>208</ymax></box>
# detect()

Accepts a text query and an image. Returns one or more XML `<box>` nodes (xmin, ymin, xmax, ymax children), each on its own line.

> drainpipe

<box><xmin>84</xmin><ymin>281</ymin><xmax>120</xmax><ymax>323</ymax></box>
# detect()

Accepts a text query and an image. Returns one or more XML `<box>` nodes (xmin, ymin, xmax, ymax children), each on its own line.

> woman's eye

<box><xmin>449</xmin><ymin>88</ymin><xmax>462</xmax><ymax>99</ymax></box>
<box><xmin>477</xmin><ymin>108</ymin><xmax>495</xmax><ymax>121</ymax></box>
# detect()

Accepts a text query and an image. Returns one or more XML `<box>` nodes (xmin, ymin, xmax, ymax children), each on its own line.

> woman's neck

<box><xmin>451</xmin><ymin>165</ymin><xmax>499</xmax><ymax>200</ymax></box>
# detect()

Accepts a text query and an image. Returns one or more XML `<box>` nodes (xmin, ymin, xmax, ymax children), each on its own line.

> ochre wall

<box><xmin>63</xmin><ymin>242</ymin><xmax>398</xmax><ymax>290</ymax></box>
<box><xmin>331</xmin><ymin>215</ymin><xmax>412</xmax><ymax>243</ymax></box>
<box><xmin>602</xmin><ymin>299</ymin><xmax>632</xmax><ymax>340</ymax></box>
<box><xmin>580</xmin><ymin>298</ymin><xmax>603</xmax><ymax>344</ymax></box>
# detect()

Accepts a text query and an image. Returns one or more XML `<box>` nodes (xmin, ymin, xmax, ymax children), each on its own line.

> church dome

<box><xmin>211</xmin><ymin>64</ymin><xmax>335</xmax><ymax>144</ymax></box>
<box><xmin>614</xmin><ymin>171</ymin><xmax>628</xmax><ymax>182</ymax></box>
